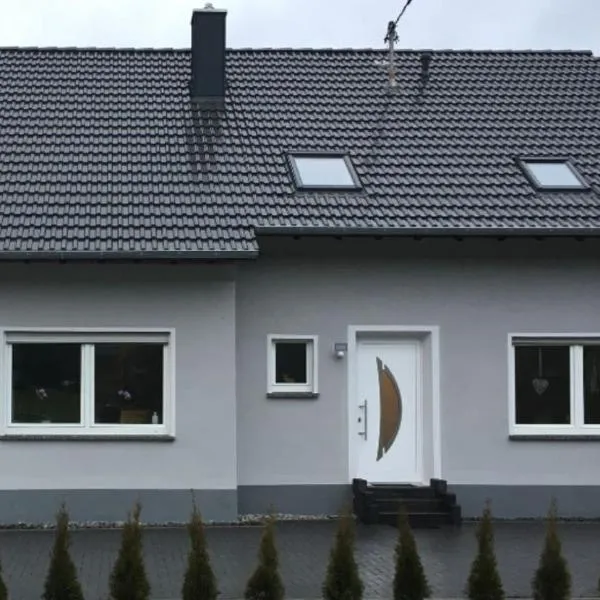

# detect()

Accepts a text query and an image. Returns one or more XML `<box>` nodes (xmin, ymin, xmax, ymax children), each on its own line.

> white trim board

<box><xmin>346</xmin><ymin>325</ymin><xmax>441</xmax><ymax>484</ymax></box>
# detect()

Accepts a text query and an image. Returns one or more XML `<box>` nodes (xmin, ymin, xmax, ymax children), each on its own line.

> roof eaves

<box><xmin>0</xmin><ymin>249</ymin><xmax>259</xmax><ymax>261</ymax></box>
<box><xmin>255</xmin><ymin>226</ymin><xmax>600</xmax><ymax>238</ymax></box>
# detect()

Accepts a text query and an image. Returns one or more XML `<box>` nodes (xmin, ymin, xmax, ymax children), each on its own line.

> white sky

<box><xmin>0</xmin><ymin>0</ymin><xmax>598</xmax><ymax>53</ymax></box>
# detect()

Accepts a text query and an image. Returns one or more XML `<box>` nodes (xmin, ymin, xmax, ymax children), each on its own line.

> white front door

<box><xmin>354</xmin><ymin>338</ymin><xmax>422</xmax><ymax>484</ymax></box>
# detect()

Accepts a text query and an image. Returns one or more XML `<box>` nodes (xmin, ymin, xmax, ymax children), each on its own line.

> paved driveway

<box><xmin>1</xmin><ymin>520</ymin><xmax>599</xmax><ymax>599</ymax></box>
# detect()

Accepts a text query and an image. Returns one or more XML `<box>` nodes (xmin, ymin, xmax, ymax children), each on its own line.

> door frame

<box><xmin>346</xmin><ymin>325</ymin><xmax>442</xmax><ymax>485</ymax></box>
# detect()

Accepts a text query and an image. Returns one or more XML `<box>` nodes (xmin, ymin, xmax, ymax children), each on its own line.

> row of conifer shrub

<box><xmin>0</xmin><ymin>497</ymin><xmax>575</xmax><ymax>600</ymax></box>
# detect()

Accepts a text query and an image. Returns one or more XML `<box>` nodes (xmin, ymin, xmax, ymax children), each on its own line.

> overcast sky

<box><xmin>1</xmin><ymin>0</ymin><xmax>599</xmax><ymax>54</ymax></box>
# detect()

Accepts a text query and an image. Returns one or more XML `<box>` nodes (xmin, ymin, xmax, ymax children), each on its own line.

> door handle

<box><xmin>358</xmin><ymin>399</ymin><xmax>368</xmax><ymax>440</ymax></box>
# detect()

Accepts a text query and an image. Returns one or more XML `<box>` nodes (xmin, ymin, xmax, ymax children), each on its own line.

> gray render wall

<box><xmin>0</xmin><ymin>238</ymin><xmax>599</xmax><ymax>521</ymax></box>
<box><xmin>235</xmin><ymin>237</ymin><xmax>600</xmax><ymax>518</ymax></box>
<box><xmin>0</xmin><ymin>263</ymin><xmax>238</xmax><ymax>524</ymax></box>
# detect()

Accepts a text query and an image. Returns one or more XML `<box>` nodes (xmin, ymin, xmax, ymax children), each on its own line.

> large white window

<box><xmin>267</xmin><ymin>335</ymin><xmax>318</xmax><ymax>397</ymax></box>
<box><xmin>2</xmin><ymin>329</ymin><xmax>174</xmax><ymax>437</ymax></box>
<box><xmin>509</xmin><ymin>335</ymin><xmax>600</xmax><ymax>436</ymax></box>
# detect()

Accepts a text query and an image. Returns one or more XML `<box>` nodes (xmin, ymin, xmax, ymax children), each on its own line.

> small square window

<box><xmin>275</xmin><ymin>342</ymin><xmax>308</xmax><ymax>384</ymax></box>
<box><xmin>267</xmin><ymin>335</ymin><xmax>318</xmax><ymax>396</ymax></box>
<box><xmin>519</xmin><ymin>159</ymin><xmax>588</xmax><ymax>190</ymax></box>
<box><xmin>289</xmin><ymin>154</ymin><xmax>360</xmax><ymax>190</ymax></box>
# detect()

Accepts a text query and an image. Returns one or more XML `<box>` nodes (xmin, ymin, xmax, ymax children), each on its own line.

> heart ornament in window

<box><xmin>532</xmin><ymin>378</ymin><xmax>549</xmax><ymax>395</ymax></box>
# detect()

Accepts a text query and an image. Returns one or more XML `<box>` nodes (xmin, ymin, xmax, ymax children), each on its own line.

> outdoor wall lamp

<box><xmin>333</xmin><ymin>342</ymin><xmax>347</xmax><ymax>359</ymax></box>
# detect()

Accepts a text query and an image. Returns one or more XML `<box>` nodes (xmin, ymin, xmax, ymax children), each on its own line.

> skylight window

<box><xmin>520</xmin><ymin>159</ymin><xmax>588</xmax><ymax>190</ymax></box>
<box><xmin>289</xmin><ymin>154</ymin><xmax>361</xmax><ymax>190</ymax></box>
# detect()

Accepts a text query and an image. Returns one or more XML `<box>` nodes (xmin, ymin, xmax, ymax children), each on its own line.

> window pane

<box><xmin>293</xmin><ymin>156</ymin><xmax>356</xmax><ymax>187</ymax></box>
<box><xmin>94</xmin><ymin>343</ymin><xmax>164</xmax><ymax>425</ymax></box>
<box><xmin>514</xmin><ymin>346</ymin><xmax>570</xmax><ymax>425</ymax></box>
<box><xmin>524</xmin><ymin>161</ymin><xmax>583</xmax><ymax>188</ymax></box>
<box><xmin>584</xmin><ymin>346</ymin><xmax>600</xmax><ymax>424</ymax></box>
<box><xmin>11</xmin><ymin>344</ymin><xmax>81</xmax><ymax>424</ymax></box>
<box><xmin>275</xmin><ymin>342</ymin><xmax>308</xmax><ymax>384</ymax></box>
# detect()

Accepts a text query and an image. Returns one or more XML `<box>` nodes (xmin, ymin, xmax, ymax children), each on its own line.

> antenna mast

<box><xmin>384</xmin><ymin>0</ymin><xmax>415</xmax><ymax>89</ymax></box>
<box><xmin>384</xmin><ymin>21</ymin><xmax>399</xmax><ymax>88</ymax></box>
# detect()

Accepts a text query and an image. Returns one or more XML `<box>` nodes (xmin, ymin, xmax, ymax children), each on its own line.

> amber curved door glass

<box><xmin>355</xmin><ymin>338</ymin><xmax>421</xmax><ymax>483</ymax></box>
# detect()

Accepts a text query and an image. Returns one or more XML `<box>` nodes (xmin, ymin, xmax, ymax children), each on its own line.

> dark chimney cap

<box><xmin>190</xmin><ymin>5</ymin><xmax>227</xmax><ymax>108</ymax></box>
<box><xmin>420</xmin><ymin>51</ymin><xmax>433</xmax><ymax>72</ymax></box>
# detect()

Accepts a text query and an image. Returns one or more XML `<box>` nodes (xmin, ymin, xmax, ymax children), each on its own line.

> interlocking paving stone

<box><xmin>1</xmin><ymin>521</ymin><xmax>600</xmax><ymax>599</ymax></box>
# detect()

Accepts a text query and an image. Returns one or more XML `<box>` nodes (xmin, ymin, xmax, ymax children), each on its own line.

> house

<box><xmin>0</xmin><ymin>4</ymin><xmax>599</xmax><ymax>525</ymax></box>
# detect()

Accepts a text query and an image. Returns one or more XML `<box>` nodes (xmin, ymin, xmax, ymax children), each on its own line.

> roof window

<box><xmin>289</xmin><ymin>154</ymin><xmax>361</xmax><ymax>190</ymax></box>
<box><xmin>519</xmin><ymin>159</ymin><xmax>588</xmax><ymax>190</ymax></box>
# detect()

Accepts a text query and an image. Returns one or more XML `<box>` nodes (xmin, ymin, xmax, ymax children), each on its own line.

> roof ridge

<box><xmin>230</xmin><ymin>47</ymin><xmax>594</xmax><ymax>55</ymax></box>
<box><xmin>0</xmin><ymin>46</ymin><xmax>189</xmax><ymax>53</ymax></box>
<box><xmin>0</xmin><ymin>46</ymin><xmax>594</xmax><ymax>56</ymax></box>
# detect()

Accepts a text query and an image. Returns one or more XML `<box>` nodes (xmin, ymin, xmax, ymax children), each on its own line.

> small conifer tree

<box><xmin>532</xmin><ymin>498</ymin><xmax>571</xmax><ymax>600</ymax></box>
<box><xmin>393</xmin><ymin>505</ymin><xmax>430</xmax><ymax>600</ymax></box>
<box><xmin>322</xmin><ymin>506</ymin><xmax>364</xmax><ymax>600</ymax></box>
<box><xmin>466</xmin><ymin>500</ymin><xmax>504</xmax><ymax>600</ymax></box>
<box><xmin>109</xmin><ymin>501</ymin><xmax>151</xmax><ymax>600</ymax></box>
<box><xmin>244</xmin><ymin>514</ymin><xmax>284</xmax><ymax>600</ymax></box>
<box><xmin>0</xmin><ymin>557</ymin><xmax>7</xmax><ymax>600</ymax></box>
<box><xmin>182</xmin><ymin>498</ymin><xmax>218</xmax><ymax>600</ymax></box>
<box><xmin>42</xmin><ymin>503</ymin><xmax>84</xmax><ymax>600</ymax></box>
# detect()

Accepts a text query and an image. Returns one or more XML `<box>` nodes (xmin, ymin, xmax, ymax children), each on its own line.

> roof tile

<box><xmin>1</xmin><ymin>48</ymin><xmax>600</xmax><ymax>257</ymax></box>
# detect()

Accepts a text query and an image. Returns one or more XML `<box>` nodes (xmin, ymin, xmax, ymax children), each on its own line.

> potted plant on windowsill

<box><xmin>116</xmin><ymin>389</ymin><xmax>152</xmax><ymax>424</ymax></box>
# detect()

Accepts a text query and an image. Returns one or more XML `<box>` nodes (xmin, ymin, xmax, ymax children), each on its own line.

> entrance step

<box><xmin>379</xmin><ymin>510</ymin><xmax>456</xmax><ymax>528</ymax></box>
<box><xmin>373</xmin><ymin>496</ymin><xmax>448</xmax><ymax>513</ymax></box>
<box><xmin>366</xmin><ymin>484</ymin><xmax>438</xmax><ymax>499</ymax></box>
<box><xmin>352</xmin><ymin>478</ymin><xmax>461</xmax><ymax>529</ymax></box>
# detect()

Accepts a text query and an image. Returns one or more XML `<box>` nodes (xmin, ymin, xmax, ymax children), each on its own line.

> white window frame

<box><xmin>508</xmin><ymin>333</ymin><xmax>600</xmax><ymax>437</ymax></box>
<box><xmin>1</xmin><ymin>328</ymin><xmax>175</xmax><ymax>437</ymax></box>
<box><xmin>267</xmin><ymin>334</ymin><xmax>318</xmax><ymax>395</ymax></box>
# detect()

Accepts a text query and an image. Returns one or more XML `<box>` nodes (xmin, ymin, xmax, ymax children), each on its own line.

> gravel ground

<box><xmin>0</xmin><ymin>513</ymin><xmax>336</xmax><ymax>530</ymax></box>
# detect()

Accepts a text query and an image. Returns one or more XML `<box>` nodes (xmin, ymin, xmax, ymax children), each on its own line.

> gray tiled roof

<box><xmin>1</xmin><ymin>47</ymin><xmax>600</xmax><ymax>258</ymax></box>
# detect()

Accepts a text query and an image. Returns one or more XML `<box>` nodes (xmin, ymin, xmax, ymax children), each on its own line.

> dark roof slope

<box><xmin>1</xmin><ymin>47</ymin><xmax>600</xmax><ymax>258</ymax></box>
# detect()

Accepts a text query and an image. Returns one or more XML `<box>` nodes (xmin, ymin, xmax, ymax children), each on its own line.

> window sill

<box><xmin>0</xmin><ymin>434</ymin><xmax>175</xmax><ymax>442</ymax></box>
<box><xmin>510</xmin><ymin>434</ymin><xmax>600</xmax><ymax>441</ymax></box>
<box><xmin>266</xmin><ymin>392</ymin><xmax>320</xmax><ymax>400</ymax></box>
